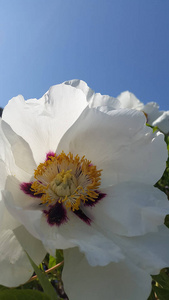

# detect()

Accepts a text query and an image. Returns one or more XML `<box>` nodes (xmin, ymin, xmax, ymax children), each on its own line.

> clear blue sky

<box><xmin>0</xmin><ymin>0</ymin><xmax>169</xmax><ymax>110</ymax></box>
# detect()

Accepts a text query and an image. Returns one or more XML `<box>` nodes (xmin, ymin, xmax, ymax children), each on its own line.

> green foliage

<box><xmin>153</xmin><ymin>286</ymin><xmax>169</xmax><ymax>300</ymax></box>
<box><xmin>152</xmin><ymin>271</ymin><xmax>169</xmax><ymax>290</ymax></box>
<box><xmin>0</xmin><ymin>285</ymin><xmax>8</xmax><ymax>292</ymax></box>
<box><xmin>0</xmin><ymin>289</ymin><xmax>50</xmax><ymax>300</ymax></box>
<box><xmin>148</xmin><ymin>270</ymin><xmax>169</xmax><ymax>299</ymax></box>
<box><xmin>48</xmin><ymin>250</ymin><xmax>64</xmax><ymax>271</ymax></box>
<box><xmin>164</xmin><ymin>215</ymin><xmax>169</xmax><ymax>228</ymax></box>
<box><xmin>48</xmin><ymin>255</ymin><xmax>57</xmax><ymax>269</ymax></box>
<box><xmin>147</xmin><ymin>288</ymin><xmax>157</xmax><ymax>300</ymax></box>
<box><xmin>26</xmin><ymin>252</ymin><xmax>58</xmax><ymax>300</ymax></box>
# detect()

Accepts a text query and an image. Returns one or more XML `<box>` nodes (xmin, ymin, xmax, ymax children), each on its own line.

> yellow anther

<box><xmin>31</xmin><ymin>151</ymin><xmax>102</xmax><ymax>210</ymax></box>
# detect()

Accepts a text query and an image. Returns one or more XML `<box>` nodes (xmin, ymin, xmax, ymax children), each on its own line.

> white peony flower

<box><xmin>1</xmin><ymin>81</ymin><xmax>169</xmax><ymax>298</ymax></box>
<box><xmin>117</xmin><ymin>90</ymin><xmax>169</xmax><ymax>134</ymax></box>
<box><xmin>0</xmin><ymin>120</ymin><xmax>46</xmax><ymax>287</ymax></box>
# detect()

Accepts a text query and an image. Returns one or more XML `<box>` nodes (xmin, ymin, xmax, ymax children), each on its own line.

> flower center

<box><xmin>31</xmin><ymin>152</ymin><xmax>102</xmax><ymax>211</ymax></box>
<box><xmin>50</xmin><ymin>170</ymin><xmax>77</xmax><ymax>197</ymax></box>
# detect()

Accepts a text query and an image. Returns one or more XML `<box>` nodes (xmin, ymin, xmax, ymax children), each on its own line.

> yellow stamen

<box><xmin>31</xmin><ymin>152</ymin><xmax>102</xmax><ymax>210</ymax></box>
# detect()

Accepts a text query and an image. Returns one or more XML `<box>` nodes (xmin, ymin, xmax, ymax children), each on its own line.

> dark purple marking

<box><xmin>73</xmin><ymin>208</ymin><xmax>91</xmax><ymax>225</ymax></box>
<box><xmin>20</xmin><ymin>182</ymin><xmax>42</xmax><ymax>198</ymax></box>
<box><xmin>46</xmin><ymin>151</ymin><xmax>56</xmax><ymax>161</ymax></box>
<box><xmin>84</xmin><ymin>191</ymin><xmax>106</xmax><ymax>207</ymax></box>
<box><xmin>44</xmin><ymin>202</ymin><xmax>68</xmax><ymax>226</ymax></box>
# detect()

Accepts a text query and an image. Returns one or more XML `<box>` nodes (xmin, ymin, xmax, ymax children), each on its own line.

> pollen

<box><xmin>30</xmin><ymin>152</ymin><xmax>102</xmax><ymax>211</ymax></box>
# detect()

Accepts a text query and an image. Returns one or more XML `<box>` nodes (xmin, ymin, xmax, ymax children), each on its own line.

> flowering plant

<box><xmin>0</xmin><ymin>80</ymin><xmax>169</xmax><ymax>299</ymax></box>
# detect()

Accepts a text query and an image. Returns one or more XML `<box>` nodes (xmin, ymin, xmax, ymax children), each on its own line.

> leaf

<box><xmin>55</xmin><ymin>250</ymin><xmax>64</xmax><ymax>265</ymax></box>
<box><xmin>0</xmin><ymin>289</ymin><xmax>50</xmax><ymax>300</ymax></box>
<box><xmin>48</xmin><ymin>250</ymin><xmax>64</xmax><ymax>272</ymax></box>
<box><xmin>164</xmin><ymin>215</ymin><xmax>169</xmax><ymax>229</ymax></box>
<box><xmin>153</xmin><ymin>286</ymin><xmax>169</xmax><ymax>300</ymax></box>
<box><xmin>26</xmin><ymin>252</ymin><xmax>58</xmax><ymax>300</ymax></box>
<box><xmin>152</xmin><ymin>271</ymin><xmax>169</xmax><ymax>290</ymax></box>
<box><xmin>48</xmin><ymin>255</ymin><xmax>57</xmax><ymax>269</ymax></box>
<box><xmin>0</xmin><ymin>285</ymin><xmax>8</xmax><ymax>291</ymax></box>
<box><xmin>147</xmin><ymin>288</ymin><xmax>156</xmax><ymax>300</ymax></box>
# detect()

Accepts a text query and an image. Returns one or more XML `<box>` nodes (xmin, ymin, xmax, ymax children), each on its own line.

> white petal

<box><xmin>4</xmin><ymin>191</ymin><xmax>124</xmax><ymax>266</ymax></box>
<box><xmin>57</xmin><ymin>107</ymin><xmax>167</xmax><ymax>186</ymax></box>
<box><xmin>118</xmin><ymin>225</ymin><xmax>169</xmax><ymax>274</ymax></box>
<box><xmin>0</xmin><ymin>199</ymin><xmax>20</xmax><ymax>231</ymax></box>
<box><xmin>1</xmin><ymin>121</ymin><xmax>36</xmax><ymax>176</ymax></box>
<box><xmin>65</xmin><ymin>79</ymin><xmax>121</xmax><ymax>109</ymax></box>
<box><xmin>3</xmin><ymin>84</ymin><xmax>88</xmax><ymax>164</ymax></box>
<box><xmin>117</xmin><ymin>92</ymin><xmax>165</xmax><ymax>129</ymax></box>
<box><xmin>63</xmin><ymin>247</ymin><xmax>151</xmax><ymax>300</ymax></box>
<box><xmin>13</xmin><ymin>225</ymin><xmax>46</xmax><ymax>266</ymax></box>
<box><xmin>5</xmin><ymin>176</ymin><xmax>38</xmax><ymax>208</ymax></box>
<box><xmin>0</xmin><ymin>160</ymin><xmax>8</xmax><ymax>190</ymax></box>
<box><xmin>0</xmin><ymin>193</ymin><xmax>46</xmax><ymax>287</ymax></box>
<box><xmin>117</xmin><ymin>91</ymin><xmax>144</xmax><ymax>110</ymax></box>
<box><xmin>152</xmin><ymin>111</ymin><xmax>169</xmax><ymax>134</ymax></box>
<box><xmin>42</xmin><ymin>212</ymin><xmax>124</xmax><ymax>266</ymax></box>
<box><xmin>89</xmin><ymin>182</ymin><xmax>169</xmax><ymax>237</ymax></box>
<box><xmin>0</xmin><ymin>227</ymin><xmax>46</xmax><ymax>287</ymax></box>
<box><xmin>0</xmin><ymin>120</ymin><xmax>30</xmax><ymax>183</ymax></box>
<box><xmin>64</xmin><ymin>79</ymin><xmax>95</xmax><ymax>102</ymax></box>
<box><xmin>143</xmin><ymin>102</ymin><xmax>163</xmax><ymax>125</ymax></box>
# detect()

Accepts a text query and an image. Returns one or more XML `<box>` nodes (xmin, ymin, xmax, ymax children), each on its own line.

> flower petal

<box><xmin>152</xmin><ymin>111</ymin><xmax>169</xmax><ymax>134</ymax></box>
<box><xmin>0</xmin><ymin>120</ymin><xmax>30</xmax><ymax>183</ymax></box>
<box><xmin>64</xmin><ymin>79</ymin><xmax>121</xmax><ymax>109</ymax></box>
<box><xmin>89</xmin><ymin>182</ymin><xmax>169</xmax><ymax>237</ymax></box>
<box><xmin>0</xmin><ymin>192</ymin><xmax>46</xmax><ymax>287</ymax></box>
<box><xmin>4</xmin><ymin>190</ymin><xmax>124</xmax><ymax>266</ymax></box>
<box><xmin>2</xmin><ymin>84</ymin><xmax>88</xmax><ymax>164</ymax></box>
<box><xmin>1</xmin><ymin>120</ymin><xmax>36</xmax><ymax>176</ymax></box>
<box><xmin>118</xmin><ymin>225</ymin><xmax>169</xmax><ymax>274</ymax></box>
<box><xmin>5</xmin><ymin>176</ymin><xmax>40</xmax><ymax>208</ymax></box>
<box><xmin>117</xmin><ymin>91</ymin><xmax>144</xmax><ymax>110</ymax></box>
<box><xmin>143</xmin><ymin>102</ymin><xmax>163</xmax><ymax>125</ymax></box>
<box><xmin>63</xmin><ymin>247</ymin><xmax>151</xmax><ymax>300</ymax></box>
<box><xmin>0</xmin><ymin>227</ymin><xmax>46</xmax><ymax>287</ymax></box>
<box><xmin>57</xmin><ymin>107</ymin><xmax>167</xmax><ymax>186</ymax></box>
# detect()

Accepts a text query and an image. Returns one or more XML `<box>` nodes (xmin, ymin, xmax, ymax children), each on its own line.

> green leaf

<box><xmin>0</xmin><ymin>285</ymin><xmax>8</xmax><ymax>291</ymax></box>
<box><xmin>48</xmin><ymin>255</ymin><xmax>57</xmax><ymax>269</ymax></box>
<box><xmin>147</xmin><ymin>288</ymin><xmax>156</xmax><ymax>300</ymax></box>
<box><xmin>0</xmin><ymin>289</ymin><xmax>50</xmax><ymax>300</ymax></box>
<box><xmin>26</xmin><ymin>252</ymin><xmax>58</xmax><ymax>300</ymax></box>
<box><xmin>55</xmin><ymin>250</ymin><xmax>64</xmax><ymax>265</ymax></box>
<box><xmin>48</xmin><ymin>250</ymin><xmax>64</xmax><ymax>272</ymax></box>
<box><xmin>164</xmin><ymin>215</ymin><xmax>169</xmax><ymax>229</ymax></box>
<box><xmin>152</xmin><ymin>271</ymin><xmax>169</xmax><ymax>289</ymax></box>
<box><xmin>153</xmin><ymin>286</ymin><xmax>169</xmax><ymax>300</ymax></box>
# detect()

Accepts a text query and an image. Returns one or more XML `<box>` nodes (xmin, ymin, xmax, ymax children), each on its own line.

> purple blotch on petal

<box><xmin>84</xmin><ymin>191</ymin><xmax>106</xmax><ymax>207</ymax></box>
<box><xmin>46</xmin><ymin>151</ymin><xmax>56</xmax><ymax>161</ymax></box>
<box><xmin>20</xmin><ymin>182</ymin><xmax>42</xmax><ymax>198</ymax></box>
<box><xmin>73</xmin><ymin>208</ymin><xmax>91</xmax><ymax>225</ymax></box>
<box><xmin>44</xmin><ymin>202</ymin><xmax>68</xmax><ymax>226</ymax></box>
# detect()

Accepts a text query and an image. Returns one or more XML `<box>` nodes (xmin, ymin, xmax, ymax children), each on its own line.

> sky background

<box><xmin>0</xmin><ymin>0</ymin><xmax>169</xmax><ymax>110</ymax></box>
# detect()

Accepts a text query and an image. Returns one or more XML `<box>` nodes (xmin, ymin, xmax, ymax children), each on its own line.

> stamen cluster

<box><xmin>31</xmin><ymin>152</ymin><xmax>102</xmax><ymax>211</ymax></box>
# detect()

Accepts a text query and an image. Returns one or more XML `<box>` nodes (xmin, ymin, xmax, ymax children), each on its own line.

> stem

<box><xmin>28</xmin><ymin>261</ymin><xmax>64</xmax><ymax>282</ymax></box>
